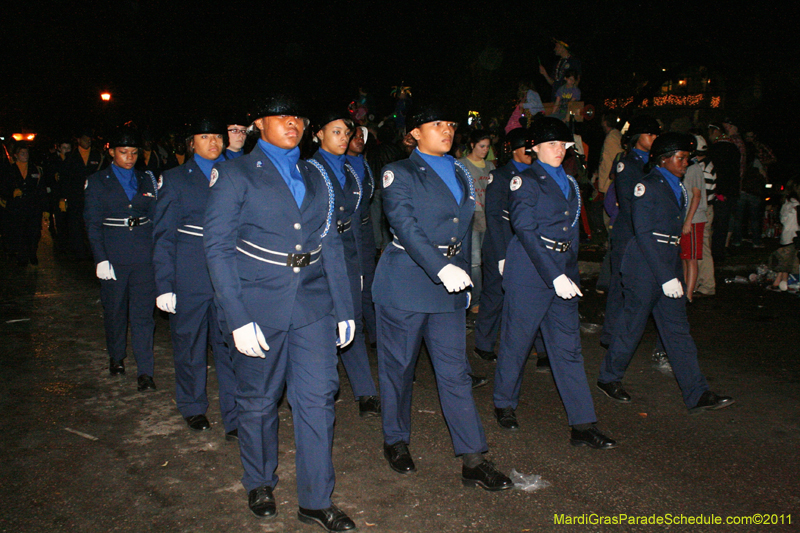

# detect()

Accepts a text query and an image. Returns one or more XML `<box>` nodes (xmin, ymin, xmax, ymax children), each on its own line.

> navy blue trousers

<box><xmin>474</xmin><ymin>255</ymin><xmax>503</xmax><ymax>353</ymax></box>
<box><xmin>494</xmin><ymin>283</ymin><xmax>596</xmax><ymax>426</ymax></box>
<box><xmin>339</xmin><ymin>271</ymin><xmax>378</xmax><ymax>399</ymax></box>
<box><xmin>376</xmin><ymin>304</ymin><xmax>487</xmax><ymax>456</ymax></box>
<box><xmin>100</xmin><ymin>263</ymin><xmax>155</xmax><ymax>376</ymax></box>
<box><xmin>234</xmin><ymin>314</ymin><xmax>338</xmax><ymax>510</ymax></box>
<box><xmin>169</xmin><ymin>293</ymin><xmax>237</xmax><ymax>431</ymax></box>
<box><xmin>598</xmin><ymin>269</ymin><xmax>708</xmax><ymax>408</ymax></box>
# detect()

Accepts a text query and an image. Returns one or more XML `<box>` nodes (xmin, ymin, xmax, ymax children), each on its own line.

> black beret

<box><xmin>624</xmin><ymin>115</ymin><xmax>661</xmax><ymax>138</ymax></box>
<box><xmin>530</xmin><ymin>117</ymin><xmax>573</xmax><ymax>146</ymax></box>
<box><xmin>649</xmin><ymin>132</ymin><xmax>696</xmax><ymax>161</ymax></box>
<box><xmin>405</xmin><ymin>101</ymin><xmax>455</xmax><ymax>132</ymax></box>
<box><xmin>249</xmin><ymin>93</ymin><xmax>306</xmax><ymax>123</ymax></box>
<box><xmin>315</xmin><ymin>109</ymin><xmax>353</xmax><ymax>131</ymax></box>
<box><xmin>187</xmin><ymin>116</ymin><xmax>226</xmax><ymax>136</ymax></box>
<box><xmin>505</xmin><ymin>128</ymin><xmax>530</xmax><ymax>151</ymax></box>
<box><xmin>108</xmin><ymin>127</ymin><xmax>141</xmax><ymax>148</ymax></box>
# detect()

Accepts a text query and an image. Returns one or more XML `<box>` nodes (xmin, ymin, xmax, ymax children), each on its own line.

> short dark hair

<box><xmin>564</xmin><ymin>69</ymin><xmax>578</xmax><ymax>80</ymax></box>
<box><xmin>469</xmin><ymin>129</ymin><xmax>491</xmax><ymax>148</ymax></box>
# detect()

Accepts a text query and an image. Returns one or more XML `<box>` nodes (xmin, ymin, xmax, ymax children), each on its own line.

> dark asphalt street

<box><xmin>1</xmin><ymin>237</ymin><xmax>798</xmax><ymax>532</ymax></box>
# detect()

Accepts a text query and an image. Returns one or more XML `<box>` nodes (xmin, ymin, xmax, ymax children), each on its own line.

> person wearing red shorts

<box><xmin>680</xmin><ymin>152</ymin><xmax>708</xmax><ymax>301</ymax></box>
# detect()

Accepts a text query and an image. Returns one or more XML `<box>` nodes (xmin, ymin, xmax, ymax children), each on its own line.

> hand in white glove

<box><xmin>337</xmin><ymin>320</ymin><xmax>356</xmax><ymax>348</ymax></box>
<box><xmin>553</xmin><ymin>274</ymin><xmax>583</xmax><ymax>299</ymax></box>
<box><xmin>662</xmin><ymin>278</ymin><xmax>684</xmax><ymax>298</ymax></box>
<box><xmin>498</xmin><ymin>259</ymin><xmax>505</xmax><ymax>276</ymax></box>
<box><xmin>96</xmin><ymin>260</ymin><xmax>117</xmax><ymax>280</ymax></box>
<box><xmin>233</xmin><ymin>322</ymin><xmax>269</xmax><ymax>358</ymax></box>
<box><xmin>437</xmin><ymin>264</ymin><xmax>472</xmax><ymax>293</ymax></box>
<box><xmin>156</xmin><ymin>292</ymin><xmax>177</xmax><ymax>314</ymax></box>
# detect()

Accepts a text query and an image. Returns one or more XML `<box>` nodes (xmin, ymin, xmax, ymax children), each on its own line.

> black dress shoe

<box><xmin>596</xmin><ymin>380</ymin><xmax>631</xmax><ymax>402</ymax></box>
<box><xmin>137</xmin><ymin>375</ymin><xmax>156</xmax><ymax>391</ymax></box>
<box><xmin>185</xmin><ymin>414</ymin><xmax>211</xmax><ymax>431</ymax></box>
<box><xmin>469</xmin><ymin>373</ymin><xmax>488</xmax><ymax>389</ymax></box>
<box><xmin>689</xmin><ymin>390</ymin><xmax>735</xmax><ymax>414</ymax></box>
<box><xmin>474</xmin><ymin>348</ymin><xmax>497</xmax><ymax>362</ymax></box>
<box><xmin>225</xmin><ymin>429</ymin><xmax>239</xmax><ymax>442</ymax></box>
<box><xmin>570</xmin><ymin>426</ymin><xmax>617</xmax><ymax>449</ymax></box>
<box><xmin>298</xmin><ymin>504</ymin><xmax>355</xmax><ymax>532</ymax></box>
<box><xmin>494</xmin><ymin>407</ymin><xmax>519</xmax><ymax>430</ymax></box>
<box><xmin>535</xmin><ymin>357</ymin><xmax>551</xmax><ymax>373</ymax></box>
<box><xmin>383</xmin><ymin>441</ymin><xmax>416</xmax><ymax>474</ymax></box>
<box><xmin>461</xmin><ymin>460</ymin><xmax>513</xmax><ymax>491</ymax></box>
<box><xmin>109</xmin><ymin>358</ymin><xmax>125</xmax><ymax>376</ymax></box>
<box><xmin>248</xmin><ymin>485</ymin><xmax>276</xmax><ymax>518</ymax></box>
<box><xmin>358</xmin><ymin>396</ymin><xmax>381</xmax><ymax>418</ymax></box>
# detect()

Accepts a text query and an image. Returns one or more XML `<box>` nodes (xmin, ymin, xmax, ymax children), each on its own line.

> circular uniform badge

<box><xmin>209</xmin><ymin>168</ymin><xmax>219</xmax><ymax>187</ymax></box>
<box><xmin>510</xmin><ymin>176</ymin><xmax>522</xmax><ymax>191</ymax></box>
<box><xmin>617</xmin><ymin>162</ymin><xmax>625</xmax><ymax>173</ymax></box>
<box><xmin>383</xmin><ymin>170</ymin><xmax>394</xmax><ymax>188</ymax></box>
<box><xmin>634</xmin><ymin>183</ymin><xmax>646</xmax><ymax>197</ymax></box>
<box><xmin>487</xmin><ymin>173</ymin><xmax>493</xmax><ymax>184</ymax></box>
<box><xmin>157</xmin><ymin>175</ymin><xmax>163</xmax><ymax>190</ymax></box>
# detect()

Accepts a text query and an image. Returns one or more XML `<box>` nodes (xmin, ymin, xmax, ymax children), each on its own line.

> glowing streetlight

<box><xmin>100</xmin><ymin>92</ymin><xmax>112</xmax><ymax>102</ymax></box>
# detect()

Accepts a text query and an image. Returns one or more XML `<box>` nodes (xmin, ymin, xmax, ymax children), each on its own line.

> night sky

<box><xmin>3</xmin><ymin>0</ymin><xmax>798</xmax><ymax>169</ymax></box>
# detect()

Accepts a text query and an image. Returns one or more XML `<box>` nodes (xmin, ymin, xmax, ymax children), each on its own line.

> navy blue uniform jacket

<box><xmin>84</xmin><ymin>167</ymin><xmax>157</xmax><ymax>265</ymax></box>
<box><xmin>152</xmin><ymin>158</ymin><xmax>214</xmax><ymax>296</ymax></box>
<box><xmin>483</xmin><ymin>161</ymin><xmax>521</xmax><ymax>265</ymax></box>
<box><xmin>203</xmin><ymin>149</ymin><xmax>353</xmax><ymax>333</ymax></box>
<box><xmin>504</xmin><ymin>161</ymin><xmax>580</xmax><ymax>288</ymax></box>
<box><xmin>373</xmin><ymin>150</ymin><xmax>474</xmax><ymax>313</ymax></box>
<box><xmin>609</xmin><ymin>150</ymin><xmax>647</xmax><ymax>250</ymax></box>
<box><xmin>621</xmin><ymin>168</ymin><xmax>687</xmax><ymax>286</ymax></box>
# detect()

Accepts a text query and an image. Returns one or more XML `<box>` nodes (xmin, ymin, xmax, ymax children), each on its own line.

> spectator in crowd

<box><xmin>768</xmin><ymin>184</ymin><xmax>799</xmax><ymax>291</ymax></box>
<box><xmin>549</xmin><ymin>70</ymin><xmax>581</xmax><ymax>122</ymax></box>
<box><xmin>539</xmin><ymin>38</ymin><xmax>582</xmax><ymax>99</ymax></box>
<box><xmin>680</xmin><ymin>145</ymin><xmax>708</xmax><ymax>301</ymax></box>
<box><xmin>693</xmin><ymin>135</ymin><xmax>717</xmax><ymax>296</ymax></box>
<box><xmin>707</xmin><ymin>122</ymin><xmax>740</xmax><ymax>262</ymax></box>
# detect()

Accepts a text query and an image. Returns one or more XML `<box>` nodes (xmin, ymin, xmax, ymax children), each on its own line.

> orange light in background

<box><xmin>100</xmin><ymin>92</ymin><xmax>112</xmax><ymax>101</ymax></box>
<box><xmin>12</xmin><ymin>133</ymin><xmax>36</xmax><ymax>141</ymax></box>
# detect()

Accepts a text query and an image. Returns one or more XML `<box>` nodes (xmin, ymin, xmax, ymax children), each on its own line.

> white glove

<box><xmin>337</xmin><ymin>320</ymin><xmax>355</xmax><ymax>348</ymax></box>
<box><xmin>498</xmin><ymin>259</ymin><xmax>505</xmax><ymax>276</ymax></box>
<box><xmin>437</xmin><ymin>264</ymin><xmax>472</xmax><ymax>293</ymax></box>
<box><xmin>553</xmin><ymin>274</ymin><xmax>583</xmax><ymax>299</ymax></box>
<box><xmin>96</xmin><ymin>260</ymin><xmax>117</xmax><ymax>280</ymax></box>
<box><xmin>233</xmin><ymin>322</ymin><xmax>269</xmax><ymax>358</ymax></box>
<box><xmin>156</xmin><ymin>292</ymin><xmax>177</xmax><ymax>314</ymax></box>
<box><xmin>662</xmin><ymin>278</ymin><xmax>684</xmax><ymax>298</ymax></box>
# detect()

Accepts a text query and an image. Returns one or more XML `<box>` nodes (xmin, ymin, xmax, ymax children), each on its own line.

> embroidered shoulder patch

<box><xmin>383</xmin><ymin>170</ymin><xmax>394</xmax><ymax>188</ymax></box>
<box><xmin>634</xmin><ymin>183</ymin><xmax>646</xmax><ymax>197</ymax></box>
<box><xmin>487</xmin><ymin>173</ymin><xmax>493</xmax><ymax>184</ymax></box>
<box><xmin>209</xmin><ymin>168</ymin><xmax>219</xmax><ymax>187</ymax></box>
<box><xmin>617</xmin><ymin>162</ymin><xmax>625</xmax><ymax>173</ymax></box>
<box><xmin>510</xmin><ymin>176</ymin><xmax>522</xmax><ymax>191</ymax></box>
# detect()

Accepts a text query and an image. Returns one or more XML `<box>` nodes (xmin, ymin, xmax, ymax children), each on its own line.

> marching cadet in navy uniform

<box><xmin>84</xmin><ymin>127</ymin><xmax>157</xmax><ymax>391</ymax></box>
<box><xmin>493</xmin><ymin>118</ymin><xmax>616</xmax><ymax>448</ymax></box>
<box><xmin>373</xmin><ymin>101</ymin><xmax>513</xmax><ymax>491</ymax></box>
<box><xmin>204</xmin><ymin>93</ymin><xmax>358</xmax><ymax>531</ymax></box>
<box><xmin>4</xmin><ymin>144</ymin><xmax>45</xmax><ymax>266</ymax></box>
<box><xmin>599</xmin><ymin>116</ymin><xmax>671</xmax><ymax>402</ymax></box>
<box><xmin>153</xmin><ymin>117</ymin><xmax>238</xmax><ymax>437</ymax></box>
<box><xmin>310</xmin><ymin>110</ymin><xmax>380</xmax><ymax>417</ymax></box>
<box><xmin>346</xmin><ymin>126</ymin><xmax>379</xmax><ymax>347</ymax></box>
<box><xmin>597</xmin><ymin>133</ymin><xmax>734</xmax><ymax>414</ymax></box>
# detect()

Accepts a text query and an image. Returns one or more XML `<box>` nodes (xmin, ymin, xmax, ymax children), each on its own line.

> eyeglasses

<box><xmin>227</xmin><ymin>128</ymin><xmax>247</xmax><ymax>135</ymax></box>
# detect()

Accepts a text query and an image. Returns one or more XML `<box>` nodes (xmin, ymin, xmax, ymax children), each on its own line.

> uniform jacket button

<box><xmin>339</xmin><ymin>206</ymin><xmax>345</xmax><ymax>211</ymax></box>
<box><xmin>564</xmin><ymin>211</ymin><xmax>569</xmax><ymax>216</ymax></box>
<box><xmin>450</xmin><ymin>236</ymin><xmax>457</xmax><ymax>242</ymax></box>
<box><xmin>453</xmin><ymin>217</ymin><xmax>459</xmax><ymax>223</ymax></box>
<box><xmin>294</xmin><ymin>223</ymin><xmax>301</xmax><ymax>230</ymax></box>
<box><xmin>292</xmin><ymin>267</ymin><xmax>300</xmax><ymax>273</ymax></box>
<box><xmin>295</xmin><ymin>244</ymin><xmax>302</xmax><ymax>251</ymax></box>
<box><xmin>128</xmin><ymin>205</ymin><xmax>132</xmax><ymax>208</ymax></box>
<box><xmin>563</xmin><ymin>227</ymin><xmax>568</xmax><ymax>231</ymax></box>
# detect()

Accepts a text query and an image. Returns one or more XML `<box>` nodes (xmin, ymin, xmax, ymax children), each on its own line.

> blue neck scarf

<box><xmin>319</xmin><ymin>148</ymin><xmax>347</xmax><ymax>189</ymax></box>
<box><xmin>111</xmin><ymin>164</ymin><xmax>138</xmax><ymax>201</ymax></box>
<box><xmin>257</xmin><ymin>139</ymin><xmax>305</xmax><ymax>208</ymax></box>
<box><xmin>656</xmin><ymin>166</ymin><xmax>684</xmax><ymax>205</ymax></box>
<box><xmin>538</xmin><ymin>160</ymin><xmax>572</xmax><ymax>199</ymax></box>
<box><xmin>194</xmin><ymin>153</ymin><xmax>226</xmax><ymax>181</ymax></box>
<box><xmin>345</xmin><ymin>154</ymin><xmax>366</xmax><ymax>187</ymax></box>
<box><xmin>633</xmin><ymin>148</ymin><xmax>650</xmax><ymax>164</ymax></box>
<box><xmin>512</xmin><ymin>160</ymin><xmax>532</xmax><ymax>173</ymax></box>
<box><xmin>226</xmin><ymin>149</ymin><xmax>243</xmax><ymax>160</ymax></box>
<box><xmin>416</xmin><ymin>149</ymin><xmax>463</xmax><ymax>204</ymax></box>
